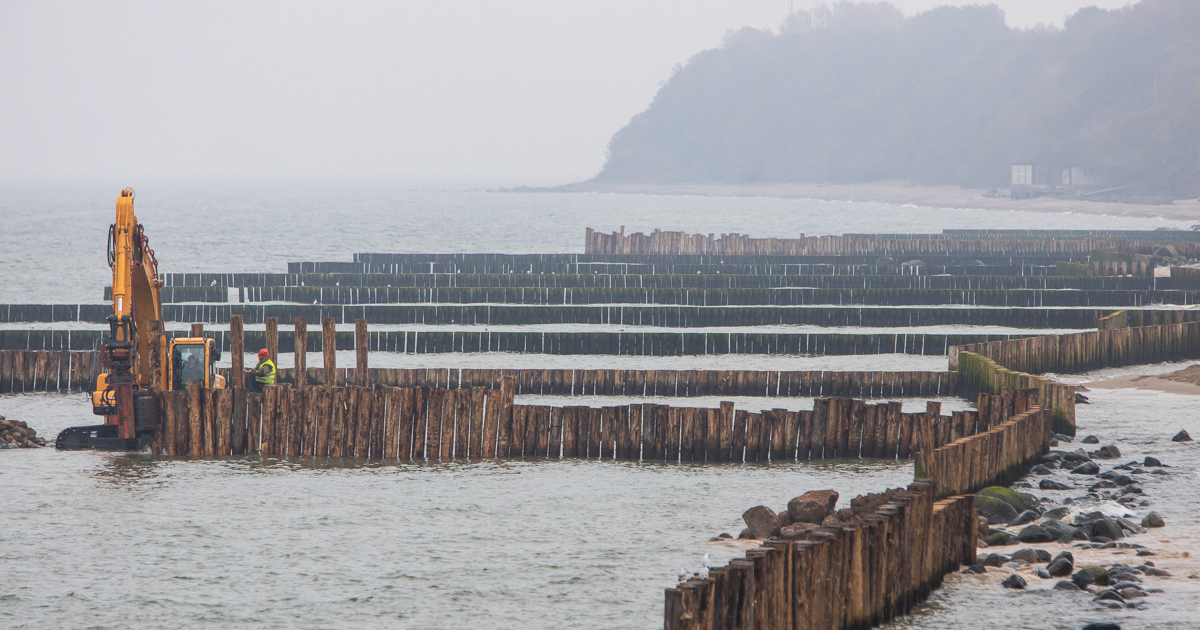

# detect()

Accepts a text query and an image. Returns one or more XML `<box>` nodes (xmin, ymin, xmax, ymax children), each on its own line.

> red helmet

<box><xmin>258</xmin><ymin>349</ymin><xmax>270</xmax><ymax>359</ymax></box>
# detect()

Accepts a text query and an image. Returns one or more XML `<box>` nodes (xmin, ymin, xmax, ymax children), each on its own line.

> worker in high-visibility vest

<box><xmin>244</xmin><ymin>348</ymin><xmax>276</xmax><ymax>392</ymax></box>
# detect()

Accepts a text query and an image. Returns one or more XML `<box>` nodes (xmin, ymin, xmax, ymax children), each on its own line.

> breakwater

<box><xmin>951</xmin><ymin>320</ymin><xmax>1200</xmax><ymax>375</ymax></box>
<box><xmin>0</xmin><ymin>347</ymin><xmax>956</xmax><ymax>399</ymax></box>
<box><xmin>14</xmin><ymin>303</ymin><xmax>1187</xmax><ymax>328</ymax></box>
<box><xmin>586</xmin><ymin>227</ymin><xmax>1200</xmax><ymax>258</ymax></box>
<box><xmin>667</xmin><ymin>387</ymin><xmax>1049</xmax><ymax>629</ymax></box>
<box><xmin>0</xmin><ymin>328</ymin><xmax>1033</xmax><ymax>355</ymax></box>
<box><xmin>147</xmin><ymin>381</ymin><xmax>1004</xmax><ymax>463</ymax></box>
<box><xmin>110</xmin><ymin>285</ymin><xmax>1200</xmax><ymax>306</ymax></box>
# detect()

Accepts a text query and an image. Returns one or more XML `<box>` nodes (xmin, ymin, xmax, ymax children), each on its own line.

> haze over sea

<box><xmin>2</xmin><ymin>185</ymin><xmax>1198</xmax><ymax>629</ymax></box>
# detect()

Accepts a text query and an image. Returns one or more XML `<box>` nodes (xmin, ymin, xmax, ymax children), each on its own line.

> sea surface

<box><xmin>2</xmin><ymin>184</ymin><xmax>1198</xmax><ymax>628</ymax></box>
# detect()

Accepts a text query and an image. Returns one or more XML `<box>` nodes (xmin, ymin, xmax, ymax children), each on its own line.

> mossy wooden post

<box><xmin>230</xmin><ymin>315</ymin><xmax>244</xmax><ymax>388</ymax></box>
<box><xmin>322</xmin><ymin>317</ymin><xmax>336</xmax><ymax>387</ymax></box>
<box><xmin>294</xmin><ymin>317</ymin><xmax>307</xmax><ymax>388</ymax></box>
<box><xmin>265</xmin><ymin>317</ymin><xmax>278</xmax><ymax>368</ymax></box>
<box><xmin>355</xmin><ymin>318</ymin><xmax>368</xmax><ymax>387</ymax></box>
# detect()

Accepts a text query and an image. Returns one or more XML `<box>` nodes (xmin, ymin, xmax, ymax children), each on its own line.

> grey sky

<box><xmin>0</xmin><ymin>1</ymin><xmax>1134</xmax><ymax>187</ymax></box>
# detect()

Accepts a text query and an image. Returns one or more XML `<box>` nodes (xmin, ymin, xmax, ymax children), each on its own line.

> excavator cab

<box><xmin>168</xmin><ymin>338</ymin><xmax>225</xmax><ymax>390</ymax></box>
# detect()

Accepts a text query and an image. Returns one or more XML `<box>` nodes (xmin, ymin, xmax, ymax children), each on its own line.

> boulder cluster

<box><xmin>739</xmin><ymin>487</ymin><xmax>912</xmax><ymax>541</ymax></box>
<box><xmin>0</xmin><ymin>416</ymin><xmax>45</xmax><ymax>448</ymax></box>
<box><xmin>960</xmin><ymin>429</ymin><xmax>1181</xmax><ymax>615</ymax></box>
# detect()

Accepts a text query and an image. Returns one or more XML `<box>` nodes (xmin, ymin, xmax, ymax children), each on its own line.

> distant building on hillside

<box><xmin>1010</xmin><ymin>164</ymin><xmax>1100</xmax><ymax>199</ymax></box>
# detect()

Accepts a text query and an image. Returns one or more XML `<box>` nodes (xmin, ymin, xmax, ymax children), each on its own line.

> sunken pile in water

<box><xmin>0</xmin><ymin>416</ymin><xmax>45</xmax><ymax>448</ymax></box>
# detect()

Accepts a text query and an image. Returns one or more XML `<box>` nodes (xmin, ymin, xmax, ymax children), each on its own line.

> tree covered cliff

<box><xmin>594</xmin><ymin>1</ymin><xmax>1200</xmax><ymax>199</ymax></box>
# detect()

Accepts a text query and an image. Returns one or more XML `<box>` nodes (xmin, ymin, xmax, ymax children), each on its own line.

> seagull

<box><xmin>210</xmin><ymin>280</ymin><xmax>218</xmax><ymax>287</ymax></box>
<box><xmin>702</xmin><ymin>553</ymin><xmax>712</xmax><ymax>569</ymax></box>
<box><xmin>699</xmin><ymin>565</ymin><xmax>710</xmax><ymax>580</ymax></box>
<box><xmin>677</xmin><ymin>567</ymin><xmax>688</xmax><ymax>584</ymax></box>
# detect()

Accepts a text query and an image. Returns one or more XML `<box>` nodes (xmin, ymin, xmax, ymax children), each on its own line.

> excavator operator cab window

<box><xmin>173</xmin><ymin>344</ymin><xmax>208</xmax><ymax>390</ymax></box>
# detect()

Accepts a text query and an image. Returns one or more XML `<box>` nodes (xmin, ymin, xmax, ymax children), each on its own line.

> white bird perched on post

<box><xmin>699</xmin><ymin>553</ymin><xmax>712</xmax><ymax>579</ymax></box>
<box><xmin>699</xmin><ymin>565</ymin><xmax>710</xmax><ymax>580</ymax></box>
<box><xmin>677</xmin><ymin>567</ymin><xmax>688</xmax><ymax>583</ymax></box>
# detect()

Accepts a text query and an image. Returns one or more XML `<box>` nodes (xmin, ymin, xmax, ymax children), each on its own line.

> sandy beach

<box><xmin>548</xmin><ymin>182</ymin><xmax>1200</xmax><ymax>223</ymax></box>
<box><xmin>1088</xmin><ymin>364</ymin><xmax>1200</xmax><ymax>395</ymax></box>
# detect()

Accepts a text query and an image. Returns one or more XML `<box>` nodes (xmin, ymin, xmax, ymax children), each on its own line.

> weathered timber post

<box><xmin>356</xmin><ymin>318</ymin><xmax>368</xmax><ymax>387</ymax></box>
<box><xmin>190</xmin><ymin>323</ymin><xmax>203</xmax><ymax>338</ymax></box>
<box><xmin>294</xmin><ymin>317</ymin><xmax>307</xmax><ymax>388</ymax></box>
<box><xmin>265</xmin><ymin>317</ymin><xmax>278</xmax><ymax>367</ymax></box>
<box><xmin>230</xmin><ymin>315</ymin><xmax>244</xmax><ymax>387</ymax></box>
<box><xmin>322</xmin><ymin>317</ymin><xmax>336</xmax><ymax>386</ymax></box>
<box><xmin>147</xmin><ymin>320</ymin><xmax>162</xmax><ymax>393</ymax></box>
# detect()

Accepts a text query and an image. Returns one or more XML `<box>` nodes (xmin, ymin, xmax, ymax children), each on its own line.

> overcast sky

<box><xmin>0</xmin><ymin>1</ymin><xmax>1135</xmax><ymax>188</ymax></box>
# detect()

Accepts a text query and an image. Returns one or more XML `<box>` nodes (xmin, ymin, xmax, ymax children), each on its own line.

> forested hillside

<box><xmin>594</xmin><ymin>0</ymin><xmax>1200</xmax><ymax>199</ymax></box>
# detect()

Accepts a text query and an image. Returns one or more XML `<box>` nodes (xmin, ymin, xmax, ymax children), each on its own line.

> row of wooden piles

<box><xmin>585</xmin><ymin>227</ymin><xmax>1198</xmax><ymax>258</ymax></box>
<box><xmin>0</xmin><ymin>349</ymin><xmax>97</xmax><ymax>393</ymax></box>
<box><xmin>954</xmin><ymin>351</ymin><xmax>1077</xmax><ymax>435</ymax></box>
<box><xmin>150</xmin><ymin>379</ymin><xmax>515</xmax><ymax>459</ymax></box>
<box><xmin>267</xmin><ymin>367</ymin><xmax>958</xmax><ymax>400</ymax></box>
<box><xmin>667</xmin><ymin>386</ymin><xmax>1049</xmax><ymax>629</ymax></box>
<box><xmin>148</xmin><ymin>380</ymin><xmax>1011</xmax><ymax>463</ymax></box>
<box><xmin>953</xmin><ymin>320</ymin><xmax>1200</xmax><ymax>374</ymax></box>
<box><xmin>666</xmin><ymin>483</ymin><xmax>977</xmax><ymax>630</ymax></box>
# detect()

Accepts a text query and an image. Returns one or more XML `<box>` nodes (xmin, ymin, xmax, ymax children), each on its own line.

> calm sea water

<box><xmin>2</xmin><ymin>185</ymin><xmax>1197</xmax><ymax>628</ymax></box>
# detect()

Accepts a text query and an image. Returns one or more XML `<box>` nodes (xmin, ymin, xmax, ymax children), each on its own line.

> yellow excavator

<box><xmin>56</xmin><ymin>189</ymin><xmax>225</xmax><ymax>451</ymax></box>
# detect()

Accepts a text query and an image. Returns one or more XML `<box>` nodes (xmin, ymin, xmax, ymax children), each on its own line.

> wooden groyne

<box><xmin>0</xmin><ymin>350</ymin><xmax>98</xmax><ymax>393</ymax></box>
<box><xmin>0</xmin><ymin>347</ymin><xmax>957</xmax><ymax>399</ymax></box>
<box><xmin>223</xmin><ymin>286</ymin><xmax>1195</xmax><ymax>307</ymax></box>
<box><xmin>16</xmin><ymin>303</ymin><xmax>1190</xmax><ymax>329</ymax></box>
<box><xmin>951</xmin><ymin>320</ymin><xmax>1200</xmax><ymax>375</ymax></box>
<box><xmin>667</xmin><ymin>387</ymin><xmax>1050</xmax><ymax>629</ymax></box>
<box><xmin>160</xmin><ymin>272</ymin><xmax>1165</xmax><ymax>291</ymax></box>
<box><xmin>586</xmin><ymin>227</ymin><xmax>1200</xmax><ymax>258</ymax></box>
<box><xmin>955</xmin><ymin>352</ymin><xmax>1076</xmax><ymax>436</ymax></box>
<box><xmin>0</xmin><ymin>328</ymin><xmax>1034</xmax><ymax>356</ymax></box>
<box><xmin>148</xmin><ymin>380</ymin><xmax>1008</xmax><ymax>463</ymax></box>
<box><xmin>667</xmin><ymin>485</ymin><xmax>976</xmax><ymax>630</ymax></box>
<box><xmin>105</xmin><ymin>285</ymin><xmax>1200</xmax><ymax>306</ymax></box>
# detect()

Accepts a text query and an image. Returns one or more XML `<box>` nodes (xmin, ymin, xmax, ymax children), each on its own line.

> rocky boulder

<box><xmin>977</xmin><ymin>486</ymin><xmax>1039</xmax><ymax>514</ymax></box>
<box><xmin>1070</xmin><ymin>461</ymin><xmax>1100</xmax><ymax>475</ymax></box>
<box><xmin>1171</xmin><ymin>430</ymin><xmax>1192</xmax><ymax>442</ymax></box>
<box><xmin>1072</xmin><ymin>566</ymin><xmax>1111</xmax><ymax>588</ymax></box>
<box><xmin>1009</xmin><ymin>548</ymin><xmax>1051</xmax><ymax>563</ymax></box>
<box><xmin>975</xmin><ymin>494</ymin><xmax>1019</xmax><ymax>525</ymax></box>
<box><xmin>1141</xmin><ymin>511</ymin><xmax>1165</xmax><ymax>528</ymax></box>
<box><xmin>0</xmin><ymin>416</ymin><xmax>45</xmax><ymax>448</ymax></box>
<box><xmin>788</xmin><ymin>490</ymin><xmax>839</xmax><ymax>525</ymax></box>
<box><xmin>742</xmin><ymin>505</ymin><xmax>782</xmax><ymax>539</ymax></box>
<box><xmin>1016</xmin><ymin>524</ymin><xmax>1055</xmax><ymax>543</ymax></box>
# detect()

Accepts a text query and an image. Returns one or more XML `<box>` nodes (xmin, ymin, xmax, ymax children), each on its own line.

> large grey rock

<box><xmin>742</xmin><ymin>505</ymin><xmax>782</xmax><ymax>539</ymax></box>
<box><xmin>1039</xmin><ymin>479</ymin><xmax>1071</xmax><ymax>490</ymax></box>
<box><xmin>1001</xmin><ymin>574</ymin><xmax>1027</xmax><ymax>589</ymax></box>
<box><xmin>780</xmin><ymin>522</ymin><xmax>818</xmax><ymax>540</ymax></box>
<box><xmin>1171</xmin><ymin>430</ymin><xmax>1192</xmax><ymax>442</ymax></box>
<box><xmin>787</xmin><ymin>490</ymin><xmax>839</xmax><ymax>525</ymax></box>
<box><xmin>1016</xmin><ymin>524</ymin><xmax>1055</xmax><ymax>543</ymax></box>
<box><xmin>977</xmin><ymin>486</ymin><xmax>1040</xmax><ymax>513</ymax></box>
<box><xmin>1141</xmin><ymin>511</ymin><xmax>1165</xmax><ymax>528</ymax></box>
<box><xmin>1053</xmin><ymin>580</ymin><xmax>1081</xmax><ymax>591</ymax></box>
<box><xmin>1143</xmin><ymin>456</ymin><xmax>1162</xmax><ymax>467</ymax></box>
<box><xmin>1095</xmin><ymin>445</ymin><xmax>1122</xmax><ymax>459</ymax></box>
<box><xmin>1072</xmin><ymin>566</ymin><xmax>1111</xmax><ymax>588</ymax></box>
<box><xmin>1090</xmin><ymin>516</ymin><xmax>1125</xmax><ymax>541</ymax></box>
<box><xmin>1040</xmin><ymin>518</ymin><xmax>1080</xmax><ymax>543</ymax></box>
<box><xmin>1046</xmin><ymin>557</ymin><xmax>1074</xmax><ymax>577</ymax></box>
<box><xmin>1071</xmin><ymin>461</ymin><xmax>1100</xmax><ymax>475</ymax></box>
<box><xmin>1008</xmin><ymin>510</ymin><xmax>1039</xmax><ymax>527</ymax></box>
<box><xmin>975</xmin><ymin>494</ymin><xmax>1019</xmax><ymax>525</ymax></box>
<box><xmin>1010</xmin><ymin>548</ymin><xmax>1051</xmax><ymax>563</ymax></box>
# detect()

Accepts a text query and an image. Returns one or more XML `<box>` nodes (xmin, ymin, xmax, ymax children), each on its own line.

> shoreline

<box><xmin>532</xmin><ymin>182</ymin><xmax>1200</xmax><ymax>223</ymax></box>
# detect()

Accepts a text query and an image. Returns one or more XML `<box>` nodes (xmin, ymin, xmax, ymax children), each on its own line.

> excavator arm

<box><xmin>59</xmin><ymin>190</ymin><xmax>164</xmax><ymax>450</ymax></box>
